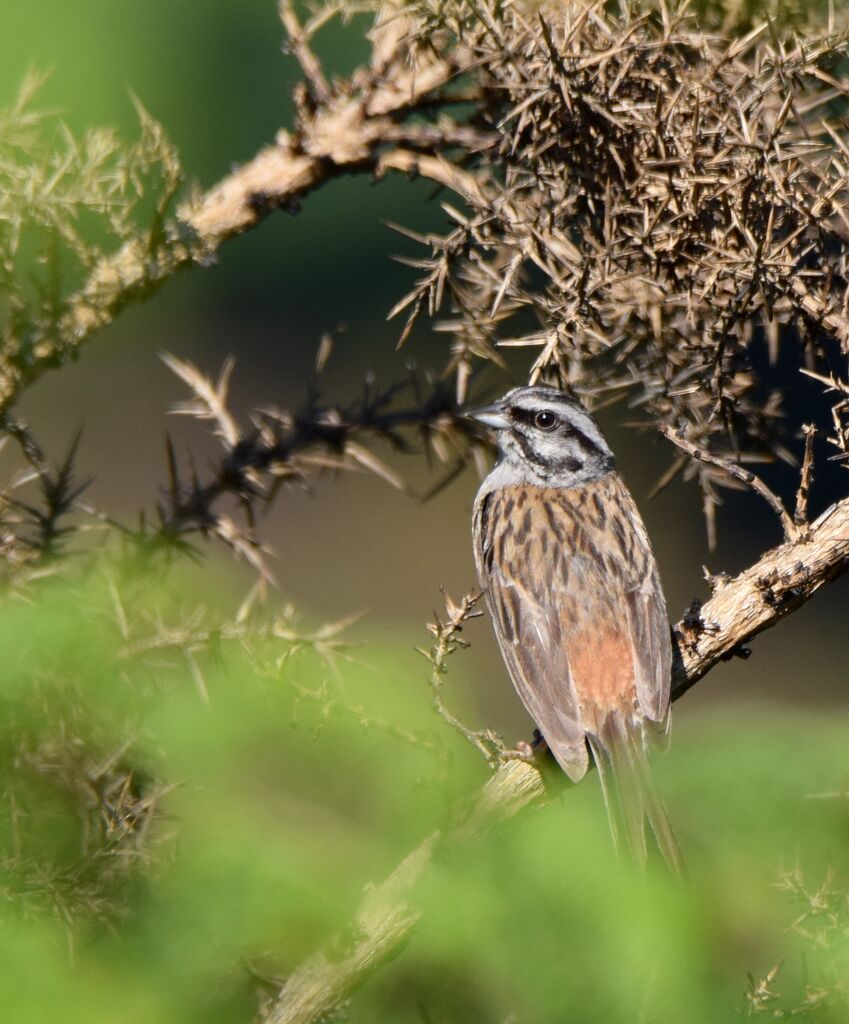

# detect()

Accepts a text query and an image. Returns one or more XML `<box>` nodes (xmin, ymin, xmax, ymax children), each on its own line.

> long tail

<box><xmin>587</xmin><ymin>714</ymin><xmax>684</xmax><ymax>877</ymax></box>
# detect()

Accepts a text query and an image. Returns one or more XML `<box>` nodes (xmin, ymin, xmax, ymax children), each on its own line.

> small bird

<box><xmin>470</xmin><ymin>385</ymin><xmax>682</xmax><ymax>872</ymax></box>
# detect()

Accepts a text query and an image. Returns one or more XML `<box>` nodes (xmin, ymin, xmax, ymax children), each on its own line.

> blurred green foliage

<box><xmin>0</xmin><ymin>566</ymin><xmax>847</xmax><ymax>1023</ymax></box>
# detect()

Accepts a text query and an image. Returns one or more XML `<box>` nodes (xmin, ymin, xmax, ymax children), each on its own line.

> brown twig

<box><xmin>417</xmin><ymin>590</ymin><xmax>503</xmax><ymax>764</ymax></box>
<box><xmin>278</xmin><ymin>0</ymin><xmax>332</xmax><ymax>102</ymax></box>
<box><xmin>378</xmin><ymin>149</ymin><xmax>491</xmax><ymax>205</ymax></box>
<box><xmin>794</xmin><ymin>424</ymin><xmax>816</xmax><ymax>529</ymax></box>
<box><xmin>659</xmin><ymin>424</ymin><xmax>799</xmax><ymax>542</ymax></box>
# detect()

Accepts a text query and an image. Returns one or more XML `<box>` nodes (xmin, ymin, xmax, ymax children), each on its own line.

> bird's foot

<box><xmin>501</xmin><ymin>731</ymin><xmax>549</xmax><ymax>766</ymax></box>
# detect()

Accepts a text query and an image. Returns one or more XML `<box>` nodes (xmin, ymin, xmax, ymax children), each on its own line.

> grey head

<box><xmin>469</xmin><ymin>385</ymin><xmax>614</xmax><ymax>489</ymax></box>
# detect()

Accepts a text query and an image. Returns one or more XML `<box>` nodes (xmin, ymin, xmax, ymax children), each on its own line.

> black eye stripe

<box><xmin>512</xmin><ymin>407</ymin><xmax>559</xmax><ymax>429</ymax></box>
<box><xmin>510</xmin><ymin>405</ymin><xmax>601</xmax><ymax>457</ymax></box>
<box><xmin>509</xmin><ymin>407</ymin><xmax>537</xmax><ymax>428</ymax></box>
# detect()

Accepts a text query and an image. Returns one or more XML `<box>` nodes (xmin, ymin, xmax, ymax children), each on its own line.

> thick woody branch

<box><xmin>259</xmin><ymin>493</ymin><xmax>849</xmax><ymax>1024</ymax></box>
<box><xmin>0</xmin><ymin>28</ymin><xmax>470</xmax><ymax>412</ymax></box>
<box><xmin>670</xmin><ymin>496</ymin><xmax>849</xmax><ymax>699</ymax></box>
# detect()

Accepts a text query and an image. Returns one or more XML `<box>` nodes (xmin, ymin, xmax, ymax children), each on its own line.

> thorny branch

<box><xmin>377</xmin><ymin>0</ymin><xmax>849</xmax><ymax>537</ymax></box>
<box><xmin>6</xmin><ymin>1</ymin><xmax>849</xmax><ymax>546</ymax></box>
<box><xmin>139</xmin><ymin>355</ymin><xmax>480</xmax><ymax>576</ymax></box>
<box><xmin>0</xmin><ymin>351</ymin><xmax>487</xmax><ymax>580</ymax></box>
<box><xmin>0</xmin><ymin>428</ymin><xmax>91</xmax><ymax>576</ymax></box>
<box><xmin>121</xmin><ymin>602</ymin><xmax>440</xmax><ymax>752</ymax></box>
<box><xmin>417</xmin><ymin>590</ymin><xmax>504</xmax><ymax>763</ymax></box>
<box><xmin>659</xmin><ymin>424</ymin><xmax>799</xmax><ymax>541</ymax></box>
<box><xmin>0</xmin><ymin>7</ymin><xmax>476</xmax><ymax>412</ymax></box>
<box><xmin>746</xmin><ymin>866</ymin><xmax>849</xmax><ymax>1015</ymax></box>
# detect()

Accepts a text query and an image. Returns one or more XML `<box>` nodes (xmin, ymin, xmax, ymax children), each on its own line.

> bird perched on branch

<box><xmin>470</xmin><ymin>386</ymin><xmax>682</xmax><ymax>873</ymax></box>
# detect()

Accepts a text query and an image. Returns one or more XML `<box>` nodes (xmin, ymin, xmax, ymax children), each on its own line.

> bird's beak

<box><xmin>466</xmin><ymin>403</ymin><xmax>511</xmax><ymax>430</ymax></box>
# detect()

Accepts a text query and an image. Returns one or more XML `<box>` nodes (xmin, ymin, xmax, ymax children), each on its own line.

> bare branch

<box><xmin>417</xmin><ymin>590</ymin><xmax>504</xmax><ymax>764</ymax></box>
<box><xmin>659</xmin><ymin>424</ymin><xmax>799</xmax><ymax>542</ymax></box>
<box><xmin>278</xmin><ymin>0</ymin><xmax>331</xmax><ymax>102</ymax></box>
<box><xmin>670</xmin><ymin>496</ymin><xmax>849</xmax><ymax>699</ymax></box>
<box><xmin>794</xmin><ymin>425</ymin><xmax>817</xmax><ymax>529</ymax></box>
<box><xmin>0</xmin><ymin>19</ymin><xmax>468</xmax><ymax>412</ymax></box>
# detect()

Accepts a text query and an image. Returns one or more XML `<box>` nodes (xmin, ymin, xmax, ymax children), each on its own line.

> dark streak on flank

<box><xmin>496</xmin><ymin>508</ymin><xmax>514</xmax><ymax>569</ymax></box>
<box><xmin>477</xmin><ymin>492</ymin><xmax>495</xmax><ymax>572</ymax></box>
<box><xmin>502</xmin><ymin>585</ymin><xmax>522</xmax><ymax>639</ymax></box>
<box><xmin>611</xmin><ymin>516</ymin><xmax>629</xmax><ymax>560</ymax></box>
<box><xmin>516</xmin><ymin>507</ymin><xmax>533</xmax><ymax>545</ymax></box>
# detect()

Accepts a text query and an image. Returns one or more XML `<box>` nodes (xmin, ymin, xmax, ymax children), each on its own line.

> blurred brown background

<box><xmin>3</xmin><ymin>0</ymin><xmax>847</xmax><ymax>744</ymax></box>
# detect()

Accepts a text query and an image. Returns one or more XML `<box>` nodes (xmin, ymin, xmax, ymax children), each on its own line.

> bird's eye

<box><xmin>533</xmin><ymin>410</ymin><xmax>559</xmax><ymax>431</ymax></box>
